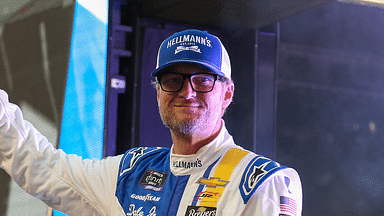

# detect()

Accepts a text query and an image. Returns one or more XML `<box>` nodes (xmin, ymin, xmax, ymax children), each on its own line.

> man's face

<box><xmin>156</xmin><ymin>63</ymin><xmax>234</xmax><ymax>136</ymax></box>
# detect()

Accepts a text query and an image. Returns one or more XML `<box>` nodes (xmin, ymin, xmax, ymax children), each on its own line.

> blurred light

<box><xmin>78</xmin><ymin>0</ymin><xmax>108</xmax><ymax>24</ymax></box>
<box><xmin>362</xmin><ymin>0</ymin><xmax>384</xmax><ymax>2</ymax></box>
<box><xmin>353</xmin><ymin>123</ymin><xmax>359</xmax><ymax>131</ymax></box>
<box><xmin>338</xmin><ymin>0</ymin><xmax>384</xmax><ymax>8</ymax></box>
<box><xmin>369</xmin><ymin>121</ymin><xmax>376</xmax><ymax>133</ymax></box>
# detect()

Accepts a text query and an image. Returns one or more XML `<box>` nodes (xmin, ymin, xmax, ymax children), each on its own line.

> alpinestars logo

<box><xmin>185</xmin><ymin>206</ymin><xmax>216</xmax><ymax>216</ymax></box>
<box><xmin>241</xmin><ymin>156</ymin><xmax>281</xmax><ymax>197</ymax></box>
<box><xmin>129</xmin><ymin>147</ymin><xmax>148</xmax><ymax>168</ymax></box>
<box><xmin>120</xmin><ymin>147</ymin><xmax>161</xmax><ymax>175</ymax></box>
<box><xmin>248</xmin><ymin>163</ymin><xmax>268</xmax><ymax>189</ymax></box>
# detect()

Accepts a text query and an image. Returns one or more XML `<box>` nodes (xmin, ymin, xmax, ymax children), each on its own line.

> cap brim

<box><xmin>151</xmin><ymin>60</ymin><xmax>226</xmax><ymax>77</ymax></box>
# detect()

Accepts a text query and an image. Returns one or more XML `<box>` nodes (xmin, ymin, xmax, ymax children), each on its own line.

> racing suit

<box><xmin>0</xmin><ymin>89</ymin><xmax>302</xmax><ymax>215</ymax></box>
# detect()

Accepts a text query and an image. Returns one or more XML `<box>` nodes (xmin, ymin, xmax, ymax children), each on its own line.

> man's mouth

<box><xmin>174</xmin><ymin>104</ymin><xmax>202</xmax><ymax>108</ymax></box>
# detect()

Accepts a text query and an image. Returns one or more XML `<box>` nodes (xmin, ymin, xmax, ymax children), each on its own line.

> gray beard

<box><xmin>159</xmin><ymin>109</ymin><xmax>209</xmax><ymax>136</ymax></box>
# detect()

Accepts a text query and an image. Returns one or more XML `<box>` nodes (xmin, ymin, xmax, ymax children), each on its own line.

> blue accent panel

<box><xmin>116</xmin><ymin>148</ymin><xmax>190</xmax><ymax>216</ymax></box>
<box><xmin>285</xmin><ymin>176</ymin><xmax>292</xmax><ymax>194</ymax></box>
<box><xmin>284</xmin><ymin>176</ymin><xmax>290</xmax><ymax>188</ymax></box>
<box><xmin>265</xmin><ymin>160</ymin><xmax>281</xmax><ymax>170</ymax></box>
<box><xmin>54</xmin><ymin>1</ymin><xmax>108</xmax><ymax>216</ymax></box>
<box><xmin>117</xmin><ymin>147</ymin><xmax>166</xmax><ymax>179</ymax></box>
<box><xmin>192</xmin><ymin>157</ymin><xmax>220</xmax><ymax>206</ymax></box>
<box><xmin>239</xmin><ymin>156</ymin><xmax>287</xmax><ymax>204</ymax></box>
<box><xmin>167</xmin><ymin>176</ymin><xmax>190</xmax><ymax>216</ymax></box>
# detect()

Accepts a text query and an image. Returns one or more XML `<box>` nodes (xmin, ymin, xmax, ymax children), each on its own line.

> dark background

<box><xmin>277</xmin><ymin>2</ymin><xmax>384</xmax><ymax>215</ymax></box>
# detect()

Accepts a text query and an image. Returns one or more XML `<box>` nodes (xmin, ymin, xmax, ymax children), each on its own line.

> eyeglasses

<box><xmin>157</xmin><ymin>72</ymin><xmax>226</xmax><ymax>93</ymax></box>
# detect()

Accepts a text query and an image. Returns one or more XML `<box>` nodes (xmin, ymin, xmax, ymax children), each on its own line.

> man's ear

<box><xmin>222</xmin><ymin>82</ymin><xmax>235</xmax><ymax>109</ymax></box>
<box><xmin>156</xmin><ymin>84</ymin><xmax>161</xmax><ymax>102</ymax></box>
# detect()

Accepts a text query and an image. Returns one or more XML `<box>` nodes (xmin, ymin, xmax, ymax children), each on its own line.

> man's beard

<box><xmin>159</xmin><ymin>108</ymin><xmax>212</xmax><ymax>136</ymax></box>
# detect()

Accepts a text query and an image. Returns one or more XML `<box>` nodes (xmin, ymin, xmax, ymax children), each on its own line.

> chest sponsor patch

<box><xmin>196</xmin><ymin>191</ymin><xmax>220</xmax><ymax>200</ymax></box>
<box><xmin>185</xmin><ymin>206</ymin><xmax>217</xmax><ymax>216</ymax></box>
<box><xmin>173</xmin><ymin>158</ymin><xmax>202</xmax><ymax>169</ymax></box>
<box><xmin>197</xmin><ymin>177</ymin><xmax>228</xmax><ymax>188</ymax></box>
<box><xmin>130</xmin><ymin>193</ymin><xmax>161</xmax><ymax>202</ymax></box>
<box><xmin>139</xmin><ymin>169</ymin><xmax>168</xmax><ymax>192</ymax></box>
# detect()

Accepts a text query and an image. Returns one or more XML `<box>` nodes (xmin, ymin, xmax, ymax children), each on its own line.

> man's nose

<box><xmin>179</xmin><ymin>78</ymin><xmax>196</xmax><ymax>98</ymax></box>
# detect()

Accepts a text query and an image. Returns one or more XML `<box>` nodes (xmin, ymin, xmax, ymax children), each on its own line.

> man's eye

<box><xmin>194</xmin><ymin>76</ymin><xmax>214</xmax><ymax>84</ymax></box>
<box><xmin>161</xmin><ymin>76</ymin><xmax>183</xmax><ymax>86</ymax></box>
<box><xmin>165</xmin><ymin>77</ymin><xmax>182</xmax><ymax>83</ymax></box>
<box><xmin>201</xmin><ymin>77</ymin><xmax>210</xmax><ymax>82</ymax></box>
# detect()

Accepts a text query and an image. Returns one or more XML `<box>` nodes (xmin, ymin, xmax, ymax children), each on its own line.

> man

<box><xmin>0</xmin><ymin>29</ymin><xmax>302</xmax><ymax>215</ymax></box>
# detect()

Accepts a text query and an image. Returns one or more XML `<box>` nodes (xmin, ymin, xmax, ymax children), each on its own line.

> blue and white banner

<box><xmin>55</xmin><ymin>0</ymin><xmax>108</xmax><ymax>215</ymax></box>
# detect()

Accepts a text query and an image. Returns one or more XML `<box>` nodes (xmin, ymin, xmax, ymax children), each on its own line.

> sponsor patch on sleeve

<box><xmin>239</xmin><ymin>156</ymin><xmax>286</xmax><ymax>204</ymax></box>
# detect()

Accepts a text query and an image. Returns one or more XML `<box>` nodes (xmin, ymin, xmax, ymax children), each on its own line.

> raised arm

<box><xmin>0</xmin><ymin>89</ymin><xmax>124</xmax><ymax>216</ymax></box>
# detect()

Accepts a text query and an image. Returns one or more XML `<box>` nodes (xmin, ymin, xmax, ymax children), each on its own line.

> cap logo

<box><xmin>152</xmin><ymin>29</ymin><xmax>231</xmax><ymax>79</ymax></box>
<box><xmin>166</xmin><ymin>34</ymin><xmax>212</xmax><ymax>49</ymax></box>
<box><xmin>175</xmin><ymin>45</ymin><xmax>201</xmax><ymax>54</ymax></box>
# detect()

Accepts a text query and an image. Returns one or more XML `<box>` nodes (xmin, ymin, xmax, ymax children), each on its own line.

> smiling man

<box><xmin>0</xmin><ymin>29</ymin><xmax>302</xmax><ymax>215</ymax></box>
<box><xmin>156</xmin><ymin>63</ymin><xmax>234</xmax><ymax>155</ymax></box>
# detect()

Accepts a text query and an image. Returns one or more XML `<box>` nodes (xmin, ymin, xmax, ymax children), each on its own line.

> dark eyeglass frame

<box><xmin>156</xmin><ymin>72</ymin><xmax>227</xmax><ymax>93</ymax></box>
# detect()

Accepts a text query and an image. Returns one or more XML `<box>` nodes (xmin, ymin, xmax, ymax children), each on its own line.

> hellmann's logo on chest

<box><xmin>173</xmin><ymin>158</ymin><xmax>202</xmax><ymax>169</ymax></box>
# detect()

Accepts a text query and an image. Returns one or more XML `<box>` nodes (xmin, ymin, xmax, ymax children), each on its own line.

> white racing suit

<box><xmin>0</xmin><ymin>89</ymin><xmax>302</xmax><ymax>216</ymax></box>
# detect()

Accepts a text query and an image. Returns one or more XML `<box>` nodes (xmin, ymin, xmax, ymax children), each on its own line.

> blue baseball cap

<box><xmin>151</xmin><ymin>29</ymin><xmax>231</xmax><ymax>79</ymax></box>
